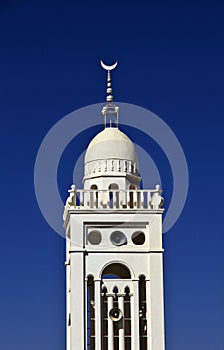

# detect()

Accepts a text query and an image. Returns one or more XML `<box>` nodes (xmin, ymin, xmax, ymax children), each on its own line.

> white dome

<box><xmin>85</xmin><ymin>127</ymin><xmax>138</xmax><ymax>165</ymax></box>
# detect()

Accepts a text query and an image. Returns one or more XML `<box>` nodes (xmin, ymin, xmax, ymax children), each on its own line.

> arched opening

<box><xmin>108</xmin><ymin>183</ymin><xmax>119</xmax><ymax>208</ymax></box>
<box><xmin>112</xmin><ymin>286</ymin><xmax>119</xmax><ymax>294</ymax></box>
<box><xmin>100</xmin><ymin>265</ymin><xmax>132</xmax><ymax>350</ymax></box>
<box><xmin>139</xmin><ymin>275</ymin><xmax>147</xmax><ymax>350</ymax></box>
<box><xmin>124</xmin><ymin>286</ymin><xmax>131</xmax><ymax>350</ymax></box>
<box><xmin>90</xmin><ymin>185</ymin><xmax>98</xmax><ymax>208</ymax></box>
<box><xmin>101</xmin><ymin>263</ymin><xmax>131</xmax><ymax>279</ymax></box>
<box><xmin>87</xmin><ymin>275</ymin><xmax>95</xmax><ymax>350</ymax></box>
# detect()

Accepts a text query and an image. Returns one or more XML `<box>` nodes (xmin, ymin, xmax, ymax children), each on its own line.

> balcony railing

<box><xmin>64</xmin><ymin>185</ymin><xmax>163</xmax><ymax>214</ymax></box>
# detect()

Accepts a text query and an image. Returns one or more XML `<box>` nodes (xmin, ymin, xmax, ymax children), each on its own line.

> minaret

<box><xmin>63</xmin><ymin>61</ymin><xmax>165</xmax><ymax>350</ymax></box>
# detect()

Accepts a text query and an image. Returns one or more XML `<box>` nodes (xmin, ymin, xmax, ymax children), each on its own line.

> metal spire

<box><xmin>100</xmin><ymin>60</ymin><xmax>119</xmax><ymax>128</ymax></box>
<box><xmin>106</xmin><ymin>70</ymin><xmax>113</xmax><ymax>102</ymax></box>
<box><xmin>100</xmin><ymin>60</ymin><xmax>118</xmax><ymax>103</ymax></box>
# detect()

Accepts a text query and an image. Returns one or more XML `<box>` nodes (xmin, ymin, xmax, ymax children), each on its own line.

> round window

<box><xmin>87</xmin><ymin>230</ymin><xmax>102</xmax><ymax>245</ymax></box>
<box><xmin>110</xmin><ymin>231</ymin><xmax>127</xmax><ymax>246</ymax></box>
<box><xmin>131</xmin><ymin>231</ymin><xmax>145</xmax><ymax>245</ymax></box>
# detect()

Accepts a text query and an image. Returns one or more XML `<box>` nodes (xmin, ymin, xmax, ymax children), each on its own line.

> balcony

<box><xmin>64</xmin><ymin>185</ymin><xmax>164</xmax><ymax>216</ymax></box>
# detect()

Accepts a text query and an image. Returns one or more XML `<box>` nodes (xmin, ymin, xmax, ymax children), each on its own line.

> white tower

<box><xmin>63</xmin><ymin>61</ymin><xmax>165</xmax><ymax>350</ymax></box>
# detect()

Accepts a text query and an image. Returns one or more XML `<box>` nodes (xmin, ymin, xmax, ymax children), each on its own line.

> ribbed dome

<box><xmin>85</xmin><ymin>127</ymin><xmax>138</xmax><ymax>165</ymax></box>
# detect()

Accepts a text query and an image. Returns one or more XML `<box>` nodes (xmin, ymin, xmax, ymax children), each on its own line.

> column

<box><xmin>118</xmin><ymin>294</ymin><xmax>125</xmax><ymax>350</ymax></box>
<box><xmin>66</xmin><ymin>261</ymin><xmax>71</xmax><ymax>350</ymax></box>
<box><xmin>94</xmin><ymin>280</ymin><xmax>102</xmax><ymax>350</ymax></box>
<box><xmin>150</xmin><ymin>253</ymin><xmax>165</xmax><ymax>350</ymax></box>
<box><xmin>84</xmin><ymin>278</ymin><xmax>88</xmax><ymax>350</ymax></box>
<box><xmin>70</xmin><ymin>254</ymin><xmax>85</xmax><ymax>350</ymax></box>
<box><xmin>107</xmin><ymin>294</ymin><xmax>114</xmax><ymax>350</ymax></box>
<box><xmin>130</xmin><ymin>280</ymin><xmax>140</xmax><ymax>350</ymax></box>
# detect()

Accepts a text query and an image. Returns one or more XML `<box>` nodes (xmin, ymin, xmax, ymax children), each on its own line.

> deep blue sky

<box><xmin>1</xmin><ymin>0</ymin><xmax>224</xmax><ymax>349</ymax></box>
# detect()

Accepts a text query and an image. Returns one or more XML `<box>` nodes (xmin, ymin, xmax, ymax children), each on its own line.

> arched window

<box><xmin>87</xmin><ymin>275</ymin><xmax>95</xmax><ymax>350</ymax></box>
<box><xmin>139</xmin><ymin>275</ymin><xmax>147</xmax><ymax>350</ymax></box>
<box><xmin>124</xmin><ymin>286</ymin><xmax>131</xmax><ymax>350</ymax></box>
<box><xmin>108</xmin><ymin>184</ymin><xmax>119</xmax><ymax>209</ymax></box>
<box><xmin>90</xmin><ymin>185</ymin><xmax>98</xmax><ymax>208</ymax></box>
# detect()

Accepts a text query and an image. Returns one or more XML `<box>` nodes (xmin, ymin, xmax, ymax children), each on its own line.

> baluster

<box><xmin>113</xmin><ymin>190</ymin><xmax>116</xmax><ymax>209</ymax></box>
<box><xmin>98</xmin><ymin>190</ymin><xmax>102</xmax><ymax>208</ymax></box>
<box><xmin>118</xmin><ymin>190</ymin><xmax>123</xmax><ymax>209</ymax></box>
<box><xmin>133</xmin><ymin>190</ymin><xmax>137</xmax><ymax>208</ymax></box>
<box><xmin>89</xmin><ymin>190</ymin><xmax>93</xmax><ymax>208</ymax></box>
<box><xmin>101</xmin><ymin>190</ymin><xmax>108</xmax><ymax>208</ymax></box>
<box><xmin>148</xmin><ymin>191</ymin><xmax>152</xmax><ymax>209</ymax></box>
<box><xmin>73</xmin><ymin>189</ymin><xmax>77</xmax><ymax>208</ymax></box>
<box><xmin>116</xmin><ymin>190</ymin><xmax>120</xmax><ymax>208</ymax></box>
<box><xmin>120</xmin><ymin>190</ymin><xmax>126</xmax><ymax>208</ymax></box>
<box><xmin>125</xmin><ymin>161</ymin><xmax>127</xmax><ymax>172</ymax></box>
<box><xmin>124</xmin><ymin>190</ymin><xmax>127</xmax><ymax>208</ymax></box>
<box><xmin>84</xmin><ymin>190</ymin><xmax>88</xmax><ymax>207</ymax></box>
<box><xmin>140</xmin><ymin>191</ymin><xmax>144</xmax><ymax>209</ymax></box>
<box><xmin>93</xmin><ymin>191</ymin><xmax>96</xmax><ymax>208</ymax></box>
<box><xmin>80</xmin><ymin>190</ymin><xmax>84</xmax><ymax>206</ymax></box>
<box><xmin>118</xmin><ymin>160</ymin><xmax>121</xmax><ymax>172</ymax></box>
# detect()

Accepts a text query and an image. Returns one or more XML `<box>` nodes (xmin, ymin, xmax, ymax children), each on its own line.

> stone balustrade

<box><xmin>64</xmin><ymin>185</ymin><xmax>164</xmax><ymax>213</ymax></box>
<box><xmin>84</xmin><ymin>159</ymin><xmax>138</xmax><ymax>177</ymax></box>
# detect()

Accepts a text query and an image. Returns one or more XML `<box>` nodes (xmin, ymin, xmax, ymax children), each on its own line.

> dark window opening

<box><xmin>132</xmin><ymin>231</ymin><xmax>145</xmax><ymax>245</ymax></box>
<box><xmin>102</xmin><ymin>263</ymin><xmax>131</xmax><ymax>279</ymax></box>
<box><xmin>87</xmin><ymin>276</ymin><xmax>95</xmax><ymax>350</ymax></box>
<box><xmin>139</xmin><ymin>275</ymin><xmax>147</xmax><ymax>350</ymax></box>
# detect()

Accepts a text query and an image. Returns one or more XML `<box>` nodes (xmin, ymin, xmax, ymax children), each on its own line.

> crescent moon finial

<box><xmin>100</xmin><ymin>60</ymin><xmax>118</xmax><ymax>71</ymax></box>
<box><xmin>100</xmin><ymin>59</ymin><xmax>119</xmax><ymax>128</ymax></box>
<box><xmin>100</xmin><ymin>59</ymin><xmax>118</xmax><ymax>104</ymax></box>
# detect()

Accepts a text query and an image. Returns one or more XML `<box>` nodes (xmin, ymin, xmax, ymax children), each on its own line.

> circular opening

<box><xmin>88</xmin><ymin>230</ymin><xmax>102</xmax><ymax>245</ymax></box>
<box><xmin>131</xmin><ymin>231</ymin><xmax>145</xmax><ymax>245</ymax></box>
<box><xmin>110</xmin><ymin>231</ymin><xmax>127</xmax><ymax>246</ymax></box>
